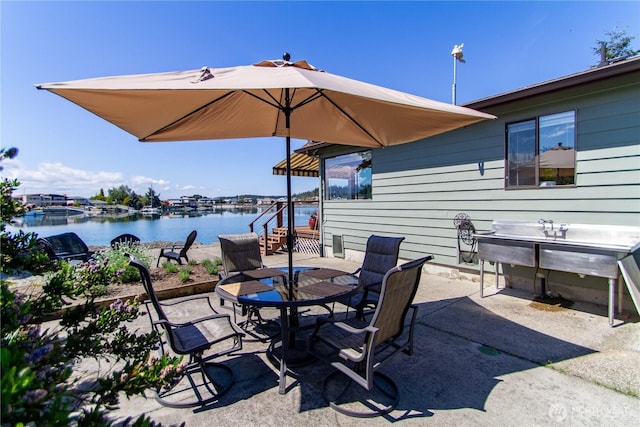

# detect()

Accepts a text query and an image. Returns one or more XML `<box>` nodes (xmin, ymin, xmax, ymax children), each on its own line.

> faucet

<box><xmin>538</xmin><ymin>219</ymin><xmax>554</xmax><ymax>231</ymax></box>
<box><xmin>539</xmin><ymin>219</ymin><xmax>569</xmax><ymax>239</ymax></box>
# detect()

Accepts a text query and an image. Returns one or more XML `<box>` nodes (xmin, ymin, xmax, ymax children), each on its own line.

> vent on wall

<box><xmin>333</xmin><ymin>234</ymin><xmax>344</xmax><ymax>258</ymax></box>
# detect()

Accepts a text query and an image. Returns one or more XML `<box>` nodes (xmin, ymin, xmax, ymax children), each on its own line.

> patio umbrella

<box><xmin>36</xmin><ymin>55</ymin><xmax>495</xmax><ymax>292</ymax></box>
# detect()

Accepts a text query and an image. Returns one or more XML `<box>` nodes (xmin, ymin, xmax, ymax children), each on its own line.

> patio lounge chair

<box><xmin>335</xmin><ymin>235</ymin><xmax>405</xmax><ymax>319</ymax></box>
<box><xmin>38</xmin><ymin>232</ymin><xmax>94</xmax><ymax>263</ymax></box>
<box><xmin>156</xmin><ymin>229</ymin><xmax>197</xmax><ymax>267</ymax></box>
<box><xmin>110</xmin><ymin>233</ymin><xmax>141</xmax><ymax>247</ymax></box>
<box><xmin>129</xmin><ymin>255</ymin><xmax>243</xmax><ymax>408</ymax></box>
<box><xmin>308</xmin><ymin>256</ymin><xmax>431</xmax><ymax>417</ymax></box>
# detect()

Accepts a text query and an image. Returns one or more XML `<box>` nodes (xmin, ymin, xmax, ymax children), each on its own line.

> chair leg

<box><xmin>321</xmin><ymin>371</ymin><xmax>399</xmax><ymax>418</ymax></box>
<box><xmin>239</xmin><ymin>306</ymin><xmax>280</xmax><ymax>343</ymax></box>
<box><xmin>155</xmin><ymin>356</ymin><xmax>235</xmax><ymax>408</ymax></box>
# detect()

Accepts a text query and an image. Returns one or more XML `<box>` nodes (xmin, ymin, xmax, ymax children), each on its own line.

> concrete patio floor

<box><xmin>98</xmin><ymin>246</ymin><xmax>639</xmax><ymax>426</ymax></box>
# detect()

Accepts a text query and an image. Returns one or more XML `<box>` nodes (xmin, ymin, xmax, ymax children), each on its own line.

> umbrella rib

<box><xmin>290</xmin><ymin>90</ymin><xmax>324</xmax><ymax>110</ymax></box>
<box><xmin>248</xmin><ymin>88</ymin><xmax>322</xmax><ymax>112</ymax></box>
<box><xmin>139</xmin><ymin>91</ymin><xmax>235</xmax><ymax>141</ymax></box>
<box><xmin>244</xmin><ymin>90</ymin><xmax>285</xmax><ymax>111</ymax></box>
<box><xmin>247</xmin><ymin>88</ymin><xmax>378</xmax><ymax>142</ymax></box>
<box><xmin>317</xmin><ymin>91</ymin><xmax>385</xmax><ymax>147</ymax></box>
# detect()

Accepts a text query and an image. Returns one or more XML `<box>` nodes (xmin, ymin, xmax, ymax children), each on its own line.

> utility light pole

<box><xmin>451</xmin><ymin>43</ymin><xmax>465</xmax><ymax>104</ymax></box>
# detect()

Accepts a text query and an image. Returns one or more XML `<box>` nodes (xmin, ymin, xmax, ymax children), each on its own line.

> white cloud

<box><xmin>1</xmin><ymin>160</ymin><xmax>177</xmax><ymax>198</ymax></box>
<box><xmin>130</xmin><ymin>175</ymin><xmax>171</xmax><ymax>194</ymax></box>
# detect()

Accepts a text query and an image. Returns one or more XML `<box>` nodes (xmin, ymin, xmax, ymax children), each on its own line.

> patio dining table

<box><xmin>215</xmin><ymin>266</ymin><xmax>360</xmax><ymax>394</ymax></box>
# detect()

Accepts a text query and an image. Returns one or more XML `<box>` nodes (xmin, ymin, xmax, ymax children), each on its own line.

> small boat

<box><xmin>140</xmin><ymin>206</ymin><xmax>161</xmax><ymax>215</ymax></box>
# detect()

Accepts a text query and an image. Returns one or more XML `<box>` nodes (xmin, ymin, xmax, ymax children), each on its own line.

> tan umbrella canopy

<box><xmin>36</xmin><ymin>58</ymin><xmax>494</xmax><ymax>146</ymax></box>
<box><xmin>37</xmin><ymin>55</ymin><xmax>495</xmax><ymax>287</ymax></box>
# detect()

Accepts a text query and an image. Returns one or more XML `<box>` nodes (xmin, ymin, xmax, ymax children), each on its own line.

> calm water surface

<box><xmin>8</xmin><ymin>206</ymin><xmax>318</xmax><ymax>247</ymax></box>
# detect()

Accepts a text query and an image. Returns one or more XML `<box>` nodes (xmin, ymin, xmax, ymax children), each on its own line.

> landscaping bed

<box><xmin>8</xmin><ymin>263</ymin><xmax>220</xmax><ymax>320</ymax></box>
<box><xmin>104</xmin><ymin>263</ymin><xmax>219</xmax><ymax>301</ymax></box>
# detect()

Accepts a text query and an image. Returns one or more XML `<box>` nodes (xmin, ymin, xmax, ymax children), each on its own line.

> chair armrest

<box><xmin>336</xmin><ymin>324</ymin><xmax>378</xmax><ymax>363</ymax></box>
<box><xmin>158</xmin><ymin>295</ymin><xmax>217</xmax><ymax>313</ymax></box>
<box><xmin>161</xmin><ymin>312</ymin><xmax>232</xmax><ymax>328</ymax></box>
<box><xmin>310</xmin><ymin>316</ymin><xmax>375</xmax><ymax>340</ymax></box>
<box><xmin>159</xmin><ymin>244</ymin><xmax>185</xmax><ymax>253</ymax></box>
<box><xmin>333</xmin><ymin>322</ymin><xmax>377</xmax><ymax>336</ymax></box>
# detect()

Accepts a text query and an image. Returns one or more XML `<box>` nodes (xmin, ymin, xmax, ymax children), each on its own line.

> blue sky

<box><xmin>2</xmin><ymin>1</ymin><xmax>638</xmax><ymax>200</ymax></box>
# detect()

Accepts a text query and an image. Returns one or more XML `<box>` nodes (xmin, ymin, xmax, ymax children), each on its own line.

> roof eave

<box><xmin>463</xmin><ymin>56</ymin><xmax>640</xmax><ymax>110</ymax></box>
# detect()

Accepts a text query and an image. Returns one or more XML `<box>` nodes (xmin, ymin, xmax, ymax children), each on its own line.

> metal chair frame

<box><xmin>308</xmin><ymin>256</ymin><xmax>432</xmax><ymax>417</ymax></box>
<box><xmin>129</xmin><ymin>255</ymin><xmax>243</xmax><ymax>408</ymax></box>
<box><xmin>110</xmin><ymin>233</ymin><xmax>141</xmax><ymax>248</ymax></box>
<box><xmin>336</xmin><ymin>235</ymin><xmax>405</xmax><ymax>319</ymax></box>
<box><xmin>157</xmin><ymin>229</ymin><xmax>197</xmax><ymax>267</ymax></box>
<box><xmin>218</xmin><ymin>233</ymin><xmax>281</xmax><ymax>342</ymax></box>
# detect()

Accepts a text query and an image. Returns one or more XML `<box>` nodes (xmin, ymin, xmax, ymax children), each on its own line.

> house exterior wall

<box><xmin>319</xmin><ymin>68</ymin><xmax>640</xmax><ymax>309</ymax></box>
<box><xmin>18</xmin><ymin>194</ymin><xmax>68</xmax><ymax>207</ymax></box>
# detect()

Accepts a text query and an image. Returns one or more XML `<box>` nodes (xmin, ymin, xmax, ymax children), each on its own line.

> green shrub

<box><xmin>178</xmin><ymin>267</ymin><xmax>191</xmax><ymax>283</ymax></box>
<box><xmin>1</xmin><ymin>259</ymin><xmax>185</xmax><ymax>426</ymax></box>
<box><xmin>95</xmin><ymin>242</ymin><xmax>152</xmax><ymax>284</ymax></box>
<box><xmin>162</xmin><ymin>262</ymin><xmax>179</xmax><ymax>273</ymax></box>
<box><xmin>200</xmin><ymin>259</ymin><xmax>218</xmax><ymax>275</ymax></box>
<box><xmin>214</xmin><ymin>257</ymin><xmax>223</xmax><ymax>266</ymax></box>
<box><xmin>0</xmin><ymin>230</ymin><xmax>53</xmax><ymax>275</ymax></box>
<box><xmin>1</xmin><ymin>147</ymin><xmax>180</xmax><ymax>425</ymax></box>
<box><xmin>187</xmin><ymin>259</ymin><xmax>198</xmax><ymax>266</ymax></box>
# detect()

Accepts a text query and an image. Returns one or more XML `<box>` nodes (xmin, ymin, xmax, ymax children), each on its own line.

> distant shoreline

<box><xmin>88</xmin><ymin>241</ymin><xmax>219</xmax><ymax>251</ymax></box>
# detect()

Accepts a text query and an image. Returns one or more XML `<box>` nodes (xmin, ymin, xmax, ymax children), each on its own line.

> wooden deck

<box><xmin>294</xmin><ymin>225</ymin><xmax>319</xmax><ymax>239</ymax></box>
<box><xmin>259</xmin><ymin>226</ymin><xmax>319</xmax><ymax>255</ymax></box>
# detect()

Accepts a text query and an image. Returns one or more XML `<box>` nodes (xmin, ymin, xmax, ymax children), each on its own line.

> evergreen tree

<box><xmin>145</xmin><ymin>187</ymin><xmax>161</xmax><ymax>207</ymax></box>
<box><xmin>593</xmin><ymin>28</ymin><xmax>639</xmax><ymax>65</ymax></box>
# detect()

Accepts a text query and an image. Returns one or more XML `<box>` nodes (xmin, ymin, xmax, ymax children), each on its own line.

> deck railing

<box><xmin>249</xmin><ymin>201</ymin><xmax>318</xmax><ymax>254</ymax></box>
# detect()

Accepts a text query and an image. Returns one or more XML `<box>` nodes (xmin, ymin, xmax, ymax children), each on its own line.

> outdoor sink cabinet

<box><xmin>475</xmin><ymin>220</ymin><xmax>640</xmax><ymax>326</ymax></box>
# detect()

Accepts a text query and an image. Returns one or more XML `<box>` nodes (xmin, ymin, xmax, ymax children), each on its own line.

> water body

<box><xmin>8</xmin><ymin>206</ymin><xmax>318</xmax><ymax>247</ymax></box>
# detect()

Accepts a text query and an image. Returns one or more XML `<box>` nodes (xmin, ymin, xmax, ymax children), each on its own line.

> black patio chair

<box><xmin>39</xmin><ymin>232</ymin><xmax>93</xmax><ymax>263</ymax></box>
<box><xmin>157</xmin><ymin>229</ymin><xmax>197</xmax><ymax>267</ymax></box>
<box><xmin>217</xmin><ymin>232</ymin><xmax>281</xmax><ymax>341</ymax></box>
<box><xmin>334</xmin><ymin>235</ymin><xmax>405</xmax><ymax>319</ymax></box>
<box><xmin>308</xmin><ymin>256</ymin><xmax>431</xmax><ymax>417</ymax></box>
<box><xmin>110</xmin><ymin>233</ymin><xmax>141</xmax><ymax>248</ymax></box>
<box><xmin>128</xmin><ymin>255</ymin><xmax>243</xmax><ymax>408</ymax></box>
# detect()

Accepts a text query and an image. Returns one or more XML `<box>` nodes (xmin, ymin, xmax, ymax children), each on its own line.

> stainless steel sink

<box><xmin>475</xmin><ymin>220</ymin><xmax>640</xmax><ymax>326</ymax></box>
<box><xmin>539</xmin><ymin>245</ymin><xmax>619</xmax><ymax>279</ymax></box>
<box><xmin>477</xmin><ymin>238</ymin><xmax>536</xmax><ymax>267</ymax></box>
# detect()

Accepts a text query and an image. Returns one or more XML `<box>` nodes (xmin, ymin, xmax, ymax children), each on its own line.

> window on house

<box><xmin>506</xmin><ymin>111</ymin><xmax>576</xmax><ymax>188</ymax></box>
<box><xmin>324</xmin><ymin>151</ymin><xmax>372</xmax><ymax>200</ymax></box>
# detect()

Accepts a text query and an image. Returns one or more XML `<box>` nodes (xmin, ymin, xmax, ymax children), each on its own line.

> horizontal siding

<box><xmin>579</xmin><ymin>145</ymin><xmax>640</xmax><ymax>160</ymax></box>
<box><xmin>578</xmin><ymin>156</ymin><xmax>639</xmax><ymax>174</ymax></box>
<box><xmin>321</xmin><ymin>72</ymin><xmax>640</xmax><ymax>271</ymax></box>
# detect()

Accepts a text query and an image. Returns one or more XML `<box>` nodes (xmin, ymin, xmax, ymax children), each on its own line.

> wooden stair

<box><xmin>259</xmin><ymin>227</ymin><xmax>288</xmax><ymax>255</ymax></box>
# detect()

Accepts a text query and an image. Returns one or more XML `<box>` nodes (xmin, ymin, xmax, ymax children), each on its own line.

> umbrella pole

<box><xmin>286</xmin><ymin>134</ymin><xmax>294</xmax><ymax>295</ymax></box>
<box><xmin>284</xmin><ymin>90</ymin><xmax>300</xmax><ymax>356</ymax></box>
<box><xmin>284</xmin><ymin>89</ymin><xmax>295</xmax><ymax>299</ymax></box>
